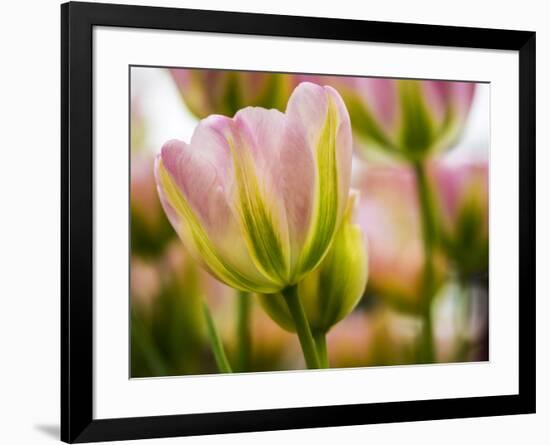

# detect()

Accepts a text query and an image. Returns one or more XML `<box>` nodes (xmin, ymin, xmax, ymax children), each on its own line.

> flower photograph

<box><xmin>130</xmin><ymin>66</ymin><xmax>489</xmax><ymax>377</ymax></box>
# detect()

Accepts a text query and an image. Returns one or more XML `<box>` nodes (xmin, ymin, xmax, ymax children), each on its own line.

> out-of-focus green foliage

<box><xmin>130</xmin><ymin>252</ymin><xmax>212</xmax><ymax>377</ymax></box>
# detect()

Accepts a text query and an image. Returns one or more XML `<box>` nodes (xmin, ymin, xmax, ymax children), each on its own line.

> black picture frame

<box><xmin>61</xmin><ymin>1</ymin><xmax>536</xmax><ymax>443</ymax></box>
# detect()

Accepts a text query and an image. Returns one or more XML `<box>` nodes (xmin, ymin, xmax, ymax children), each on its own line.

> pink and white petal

<box><xmin>285</xmin><ymin>82</ymin><xmax>331</xmax><ymax>142</ymax></box>
<box><xmin>235</xmin><ymin>106</ymin><xmax>318</xmax><ymax>269</ymax></box>
<box><xmin>160</xmin><ymin>137</ymin><xmax>231</xmax><ymax>231</ymax></box>
<box><xmin>285</xmin><ymin>82</ymin><xmax>353</xmax><ymax>274</ymax></box>
<box><xmin>285</xmin><ymin>83</ymin><xmax>352</xmax><ymax>214</ymax></box>
<box><xmin>158</xmin><ymin>132</ymin><xmax>277</xmax><ymax>290</ymax></box>
<box><xmin>279</xmin><ymin>121</ymin><xmax>316</xmax><ymax>265</ymax></box>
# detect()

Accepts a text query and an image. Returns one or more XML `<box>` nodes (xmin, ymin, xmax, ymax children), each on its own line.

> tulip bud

<box><xmin>258</xmin><ymin>192</ymin><xmax>368</xmax><ymax>334</ymax></box>
<box><xmin>169</xmin><ymin>69</ymin><xmax>293</xmax><ymax>119</ymax></box>
<box><xmin>155</xmin><ymin>82</ymin><xmax>352</xmax><ymax>294</ymax></box>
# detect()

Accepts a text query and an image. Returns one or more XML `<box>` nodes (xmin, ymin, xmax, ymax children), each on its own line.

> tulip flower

<box><xmin>355</xmin><ymin>165</ymin><xmax>446</xmax><ymax>314</ymax></box>
<box><xmin>169</xmin><ymin>68</ymin><xmax>294</xmax><ymax>119</ymax></box>
<box><xmin>258</xmin><ymin>192</ymin><xmax>368</xmax><ymax>334</ymax></box>
<box><xmin>433</xmin><ymin>162</ymin><xmax>489</xmax><ymax>277</ymax></box>
<box><xmin>156</xmin><ymin>82</ymin><xmax>352</xmax><ymax>369</ymax></box>
<box><xmin>155</xmin><ymin>82</ymin><xmax>352</xmax><ymax>294</ymax></box>
<box><xmin>301</xmin><ymin>76</ymin><xmax>475</xmax><ymax>161</ymax></box>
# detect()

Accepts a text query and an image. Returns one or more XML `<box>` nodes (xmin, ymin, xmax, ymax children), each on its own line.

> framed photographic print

<box><xmin>61</xmin><ymin>1</ymin><xmax>536</xmax><ymax>442</ymax></box>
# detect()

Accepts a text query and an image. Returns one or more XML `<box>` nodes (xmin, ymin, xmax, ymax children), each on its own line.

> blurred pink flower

<box><xmin>435</xmin><ymin>162</ymin><xmax>488</xmax><ymax>233</ymax></box>
<box><xmin>130</xmin><ymin>241</ymin><xmax>236</xmax><ymax>376</ymax></box>
<box><xmin>169</xmin><ymin>68</ymin><xmax>294</xmax><ymax>118</ymax></box>
<box><xmin>326</xmin><ymin>312</ymin><xmax>374</xmax><ymax>367</ymax></box>
<box><xmin>354</xmin><ymin>164</ymin><xmax>446</xmax><ymax>313</ymax></box>
<box><xmin>130</xmin><ymin>240</ymin><xmax>236</xmax><ymax>317</ymax></box>
<box><xmin>300</xmin><ymin>76</ymin><xmax>475</xmax><ymax>161</ymax></box>
<box><xmin>130</xmin><ymin>256</ymin><xmax>161</xmax><ymax>308</ymax></box>
<box><xmin>163</xmin><ymin>241</ymin><xmax>236</xmax><ymax>309</ymax></box>
<box><xmin>433</xmin><ymin>161</ymin><xmax>489</xmax><ymax>276</ymax></box>
<box><xmin>131</xmin><ymin>154</ymin><xmax>175</xmax><ymax>256</ymax></box>
<box><xmin>354</xmin><ymin>160</ymin><xmax>488</xmax><ymax>312</ymax></box>
<box><xmin>155</xmin><ymin>82</ymin><xmax>352</xmax><ymax>293</ymax></box>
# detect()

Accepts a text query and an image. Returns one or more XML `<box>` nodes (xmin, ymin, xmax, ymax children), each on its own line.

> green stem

<box><xmin>313</xmin><ymin>330</ymin><xmax>329</xmax><ymax>369</ymax></box>
<box><xmin>419</xmin><ymin>303</ymin><xmax>435</xmax><ymax>363</ymax></box>
<box><xmin>281</xmin><ymin>285</ymin><xmax>321</xmax><ymax>369</ymax></box>
<box><xmin>202</xmin><ymin>302</ymin><xmax>232</xmax><ymax>373</ymax></box>
<box><xmin>413</xmin><ymin>160</ymin><xmax>438</xmax><ymax>363</ymax></box>
<box><xmin>236</xmin><ymin>291</ymin><xmax>251</xmax><ymax>372</ymax></box>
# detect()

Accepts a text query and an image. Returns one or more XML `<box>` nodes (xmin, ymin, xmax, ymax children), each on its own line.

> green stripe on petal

<box><xmin>158</xmin><ymin>161</ymin><xmax>280</xmax><ymax>293</ymax></box>
<box><xmin>298</xmin><ymin>96</ymin><xmax>340</xmax><ymax>277</ymax></box>
<box><xmin>229</xmin><ymin>139</ymin><xmax>290</xmax><ymax>284</ymax></box>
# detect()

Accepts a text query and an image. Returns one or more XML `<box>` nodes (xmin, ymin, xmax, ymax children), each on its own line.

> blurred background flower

<box><xmin>130</xmin><ymin>66</ymin><xmax>489</xmax><ymax>376</ymax></box>
<box><xmin>170</xmin><ymin>69</ymin><xmax>295</xmax><ymax>118</ymax></box>
<box><xmin>130</xmin><ymin>153</ymin><xmax>176</xmax><ymax>257</ymax></box>
<box><xmin>353</xmin><ymin>164</ymin><xmax>447</xmax><ymax>314</ymax></box>
<box><xmin>130</xmin><ymin>241</ymin><xmax>219</xmax><ymax>377</ymax></box>
<box><xmin>299</xmin><ymin>76</ymin><xmax>476</xmax><ymax>162</ymax></box>
<box><xmin>434</xmin><ymin>161</ymin><xmax>489</xmax><ymax>278</ymax></box>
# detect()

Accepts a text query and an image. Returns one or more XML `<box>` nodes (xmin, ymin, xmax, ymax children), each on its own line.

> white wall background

<box><xmin>0</xmin><ymin>0</ymin><xmax>545</xmax><ymax>444</ymax></box>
